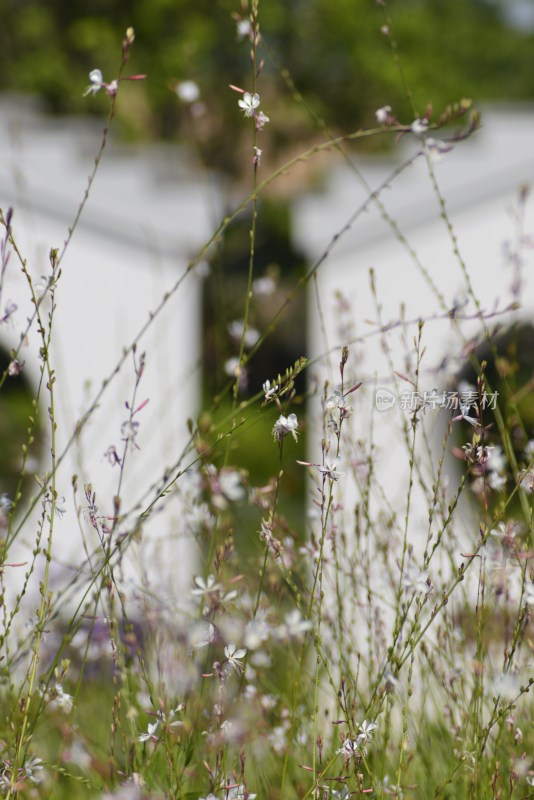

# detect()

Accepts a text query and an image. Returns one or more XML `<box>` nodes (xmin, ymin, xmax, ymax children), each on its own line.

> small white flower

<box><xmin>219</xmin><ymin>469</ymin><xmax>246</xmax><ymax>502</ymax></box>
<box><xmin>84</xmin><ymin>69</ymin><xmax>104</xmax><ymax>96</ymax></box>
<box><xmin>24</xmin><ymin>756</ymin><xmax>44</xmax><ymax>783</ymax></box>
<box><xmin>357</xmin><ymin>719</ymin><xmax>377</xmax><ymax>744</ymax></box>
<box><xmin>253</xmin><ymin>276</ymin><xmax>276</xmax><ymax>296</ymax></box>
<box><xmin>191</xmin><ymin>574</ymin><xmax>223</xmax><ymax>596</ymax></box>
<box><xmin>263</xmin><ymin>379</ymin><xmax>279</xmax><ymax>399</ymax></box>
<box><xmin>0</xmin><ymin>494</ymin><xmax>12</xmax><ymax>511</ymax></box>
<box><xmin>224</xmin><ymin>357</ymin><xmax>240</xmax><ymax>377</ymax></box>
<box><xmin>238</xmin><ymin>92</ymin><xmax>260</xmax><ymax>117</ymax></box>
<box><xmin>137</xmin><ymin>720</ymin><xmax>159</xmax><ymax>742</ymax></box>
<box><xmin>488</xmin><ymin>471</ymin><xmax>507</xmax><ymax>492</ymax></box>
<box><xmin>424</xmin><ymin>137</ymin><xmax>453</xmax><ymax>163</ymax></box>
<box><xmin>236</xmin><ymin>18</ymin><xmax>253</xmax><ymax>41</ymax></box>
<box><xmin>226</xmin><ymin>784</ymin><xmax>257</xmax><ymax>800</ymax></box>
<box><xmin>454</xmin><ymin>404</ymin><xmax>479</xmax><ymax>427</ymax></box>
<box><xmin>276</xmin><ymin>609</ymin><xmax>312</xmax><ymax>640</ymax></box>
<box><xmin>520</xmin><ymin>468</ymin><xmax>534</xmax><ymax>493</ymax></box>
<box><xmin>224</xmin><ymin>643</ymin><xmax>247</xmax><ymax>673</ymax></box>
<box><xmin>487</xmin><ymin>445</ymin><xmax>506</xmax><ymax>473</ymax></box>
<box><xmin>255</xmin><ymin>110</ymin><xmax>270</xmax><ymax>130</ymax></box>
<box><xmin>228</xmin><ymin>319</ymin><xmax>260</xmax><ymax>349</ymax></box>
<box><xmin>189</xmin><ymin>621</ymin><xmax>217</xmax><ymax>649</ymax></box>
<box><xmin>49</xmin><ymin>682</ymin><xmax>74</xmax><ymax>713</ymax></box>
<box><xmin>244</xmin><ymin>617</ymin><xmax>271</xmax><ymax>650</ymax></box>
<box><xmin>375</xmin><ymin>105</ymin><xmax>392</xmax><ymax>124</ymax></box>
<box><xmin>272</xmin><ymin>413</ymin><xmax>299</xmax><ymax>443</ymax></box>
<box><xmin>121</xmin><ymin>419</ymin><xmax>140</xmax><ymax>449</ymax></box>
<box><xmin>337</xmin><ymin>738</ymin><xmax>361</xmax><ymax>759</ymax></box>
<box><xmin>411</xmin><ymin>117</ymin><xmax>428</xmax><ymax>135</ymax></box>
<box><xmin>318</xmin><ymin>455</ymin><xmax>344</xmax><ymax>481</ymax></box>
<box><xmin>175</xmin><ymin>80</ymin><xmax>200</xmax><ymax>103</ymax></box>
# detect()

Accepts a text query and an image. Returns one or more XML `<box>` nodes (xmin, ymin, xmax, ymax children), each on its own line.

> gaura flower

<box><xmin>272</xmin><ymin>413</ymin><xmax>299</xmax><ymax>443</ymax></box>
<box><xmin>238</xmin><ymin>92</ymin><xmax>260</xmax><ymax>117</ymax></box>
<box><xmin>84</xmin><ymin>69</ymin><xmax>104</xmax><ymax>96</ymax></box>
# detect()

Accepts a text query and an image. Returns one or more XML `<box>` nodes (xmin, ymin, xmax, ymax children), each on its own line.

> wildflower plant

<box><xmin>0</xmin><ymin>6</ymin><xmax>533</xmax><ymax>800</ymax></box>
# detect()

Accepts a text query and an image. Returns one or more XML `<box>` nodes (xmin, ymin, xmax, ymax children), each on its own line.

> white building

<box><xmin>293</xmin><ymin>106</ymin><xmax>534</xmax><ymax>656</ymax></box>
<box><xmin>0</xmin><ymin>96</ymin><xmax>219</xmax><ymax>615</ymax></box>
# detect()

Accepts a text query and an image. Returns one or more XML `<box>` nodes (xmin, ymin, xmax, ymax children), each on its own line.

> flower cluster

<box><xmin>325</xmin><ymin>390</ymin><xmax>352</xmax><ymax>434</ymax></box>
<box><xmin>337</xmin><ymin>720</ymin><xmax>377</xmax><ymax>761</ymax></box>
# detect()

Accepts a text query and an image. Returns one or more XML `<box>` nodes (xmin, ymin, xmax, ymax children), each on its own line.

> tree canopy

<box><xmin>1</xmin><ymin>0</ymin><xmax>533</xmax><ymax>176</ymax></box>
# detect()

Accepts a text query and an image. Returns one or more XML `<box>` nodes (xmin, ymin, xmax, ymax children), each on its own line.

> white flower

<box><xmin>175</xmin><ymin>80</ymin><xmax>200</xmax><ymax>103</ymax></box>
<box><xmin>276</xmin><ymin>609</ymin><xmax>312</xmax><ymax>640</ymax></box>
<box><xmin>520</xmin><ymin>468</ymin><xmax>534</xmax><ymax>493</ymax></box>
<box><xmin>424</xmin><ymin>137</ymin><xmax>453</xmax><ymax>163</ymax></box>
<box><xmin>219</xmin><ymin>469</ymin><xmax>246</xmax><ymax>502</ymax></box>
<box><xmin>253</xmin><ymin>276</ymin><xmax>276</xmax><ymax>296</ymax></box>
<box><xmin>24</xmin><ymin>756</ymin><xmax>44</xmax><ymax>783</ymax></box>
<box><xmin>0</xmin><ymin>494</ymin><xmax>12</xmax><ymax>511</ymax></box>
<box><xmin>224</xmin><ymin>643</ymin><xmax>247</xmax><ymax>673</ymax></box>
<box><xmin>226</xmin><ymin>784</ymin><xmax>257</xmax><ymax>800</ymax></box>
<box><xmin>337</xmin><ymin>738</ymin><xmax>361</xmax><ymax>759</ymax></box>
<box><xmin>488</xmin><ymin>471</ymin><xmax>507</xmax><ymax>492</ymax></box>
<box><xmin>84</xmin><ymin>68</ymin><xmax>104</xmax><ymax>96</ymax></box>
<box><xmin>191</xmin><ymin>574</ymin><xmax>223</xmax><ymax>596</ymax></box>
<box><xmin>244</xmin><ymin>617</ymin><xmax>271</xmax><ymax>650</ymax></box>
<box><xmin>137</xmin><ymin>721</ymin><xmax>159</xmax><ymax>742</ymax></box>
<box><xmin>121</xmin><ymin>419</ymin><xmax>140</xmax><ymax>449</ymax></box>
<box><xmin>185</xmin><ymin>502</ymin><xmax>214</xmax><ymax>533</ymax></box>
<box><xmin>262</xmin><ymin>379</ymin><xmax>279</xmax><ymax>400</ymax></box>
<box><xmin>454</xmin><ymin>404</ymin><xmax>479</xmax><ymax>427</ymax></box>
<box><xmin>49</xmin><ymin>682</ymin><xmax>74</xmax><ymax>713</ymax></box>
<box><xmin>224</xmin><ymin>357</ymin><xmax>240</xmax><ymax>377</ymax></box>
<box><xmin>228</xmin><ymin>319</ymin><xmax>260</xmax><ymax>349</ymax></box>
<box><xmin>318</xmin><ymin>455</ymin><xmax>344</xmax><ymax>481</ymax></box>
<box><xmin>411</xmin><ymin>117</ymin><xmax>428</xmax><ymax>135</ymax></box>
<box><xmin>487</xmin><ymin>445</ymin><xmax>506</xmax><ymax>473</ymax></box>
<box><xmin>189</xmin><ymin>621</ymin><xmax>217</xmax><ymax>650</ymax></box>
<box><xmin>255</xmin><ymin>110</ymin><xmax>270</xmax><ymax>130</ymax></box>
<box><xmin>238</xmin><ymin>92</ymin><xmax>260</xmax><ymax>117</ymax></box>
<box><xmin>357</xmin><ymin>719</ymin><xmax>377</xmax><ymax>744</ymax></box>
<box><xmin>272</xmin><ymin>413</ymin><xmax>299</xmax><ymax>443</ymax></box>
<box><xmin>375</xmin><ymin>105</ymin><xmax>392</xmax><ymax>124</ymax></box>
<box><xmin>236</xmin><ymin>18</ymin><xmax>253</xmax><ymax>41</ymax></box>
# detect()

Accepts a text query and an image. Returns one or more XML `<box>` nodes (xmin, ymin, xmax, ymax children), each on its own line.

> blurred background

<box><xmin>1</xmin><ymin>0</ymin><xmax>534</xmax><ymax>515</ymax></box>
<box><xmin>0</xmin><ymin>0</ymin><xmax>533</xmax><ymax>176</ymax></box>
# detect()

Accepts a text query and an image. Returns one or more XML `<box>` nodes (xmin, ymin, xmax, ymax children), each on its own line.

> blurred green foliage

<box><xmin>1</xmin><ymin>0</ymin><xmax>533</xmax><ymax>175</ymax></box>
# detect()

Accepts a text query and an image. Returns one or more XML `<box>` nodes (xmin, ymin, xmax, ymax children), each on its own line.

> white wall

<box><xmin>0</xmin><ymin>97</ymin><xmax>219</xmax><ymax>616</ymax></box>
<box><xmin>293</xmin><ymin>107</ymin><xmax>534</xmax><ymax>658</ymax></box>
